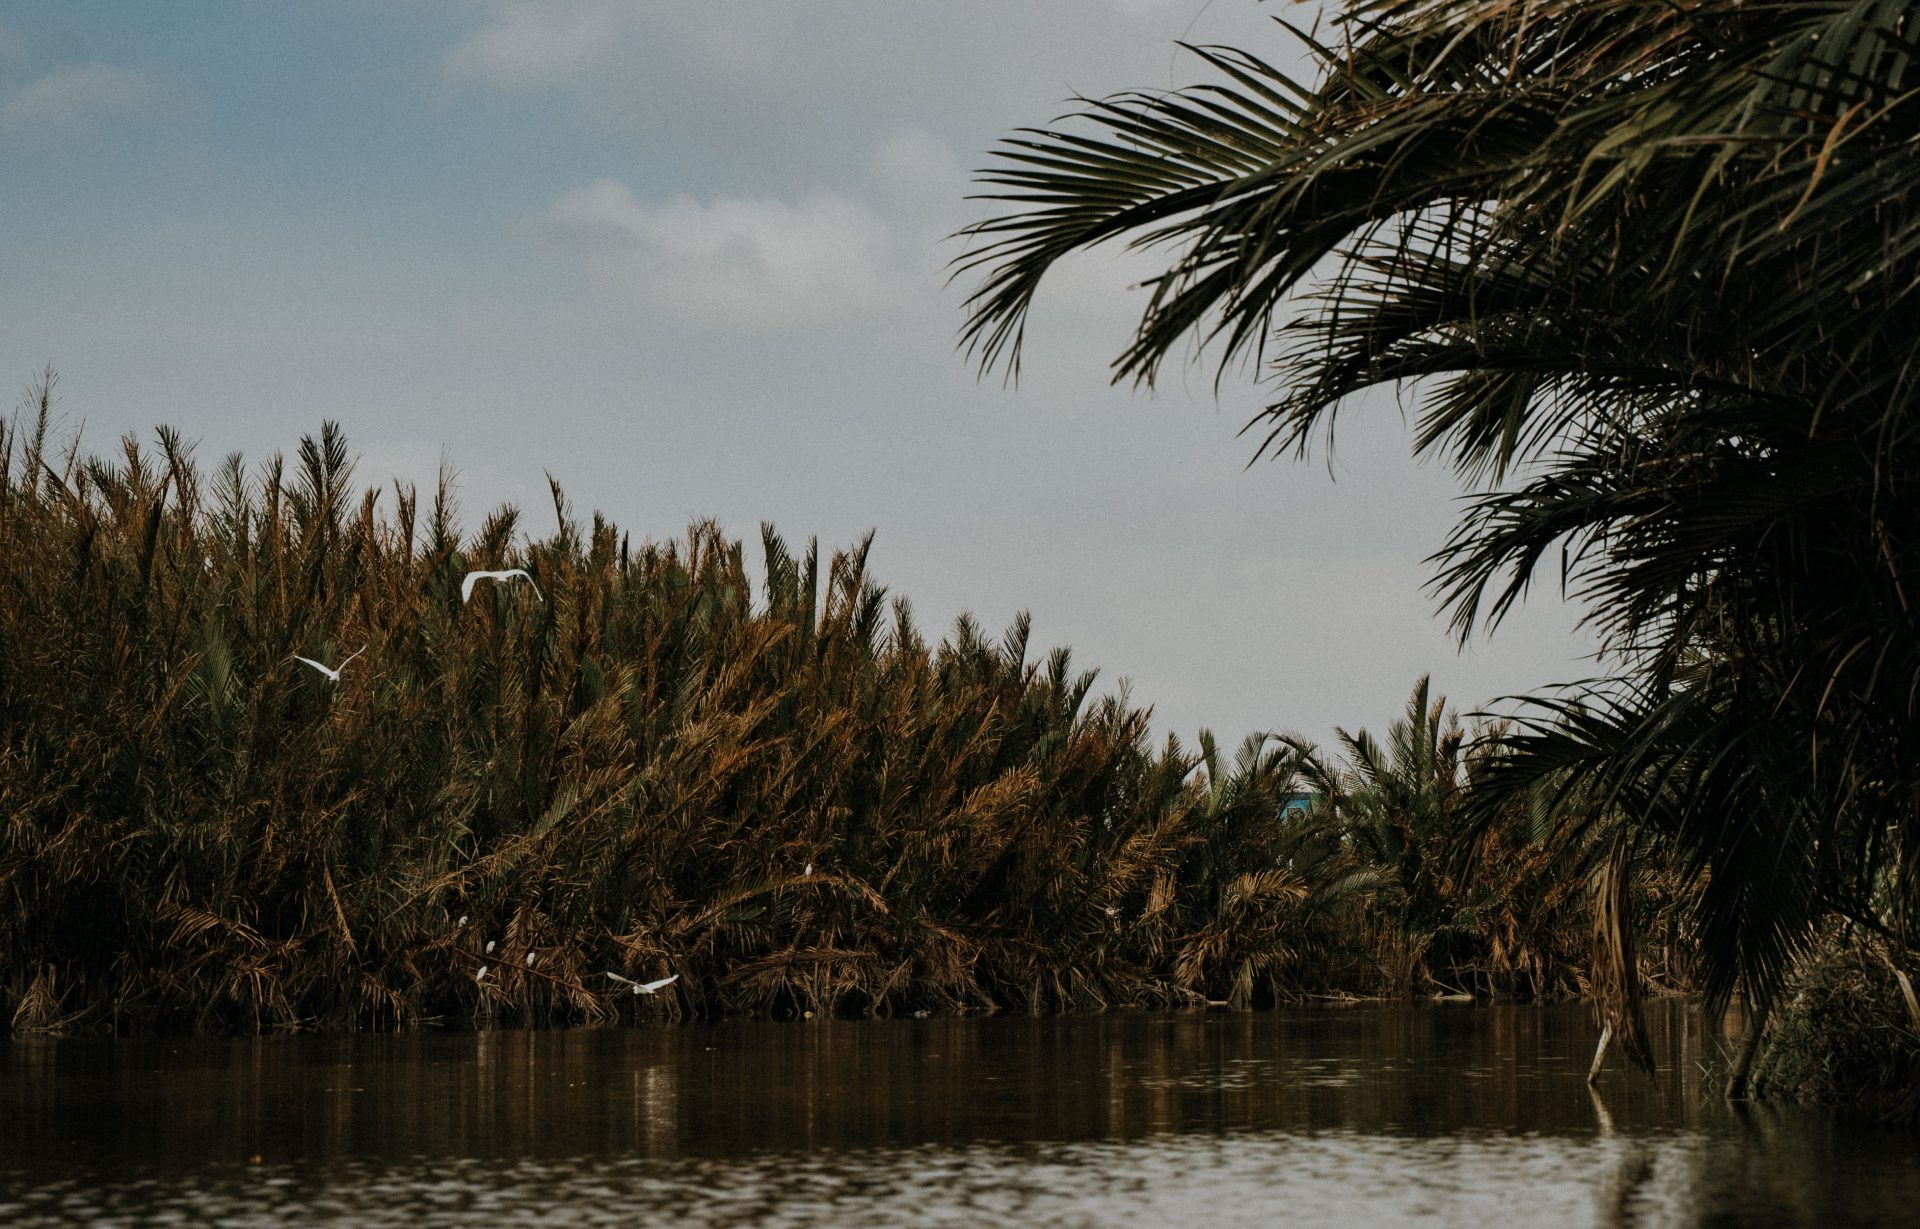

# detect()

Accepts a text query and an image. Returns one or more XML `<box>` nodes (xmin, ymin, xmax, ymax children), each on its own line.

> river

<box><xmin>3</xmin><ymin>1001</ymin><xmax>1914</xmax><ymax>1226</ymax></box>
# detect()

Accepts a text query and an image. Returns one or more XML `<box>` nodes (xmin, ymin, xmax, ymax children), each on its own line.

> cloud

<box><xmin>0</xmin><ymin>62</ymin><xmax>192</xmax><ymax>136</ymax></box>
<box><xmin>1103</xmin><ymin>0</ymin><xmax>1203</xmax><ymax>14</ymax></box>
<box><xmin>440</xmin><ymin>0</ymin><xmax>628</xmax><ymax>88</ymax></box>
<box><xmin>544</xmin><ymin>178</ymin><xmax>897</xmax><ymax>328</ymax></box>
<box><xmin>441</xmin><ymin>0</ymin><xmax>1241</xmax><ymax>95</ymax></box>
<box><xmin>440</xmin><ymin>1</ymin><xmax>830</xmax><ymax>92</ymax></box>
<box><xmin>871</xmin><ymin>129</ymin><xmax>966</xmax><ymax>205</ymax></box>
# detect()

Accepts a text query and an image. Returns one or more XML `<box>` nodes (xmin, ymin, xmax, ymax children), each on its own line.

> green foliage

<box><xmin>1749</xmin><ymin>929</ymin><xmax>1920</xmax><ymax>1127</ymax></box>
<box><xmin>1280</xmin><ymin>678</ymin><xmax>1680</xmax><ymax>1002</ymax></box>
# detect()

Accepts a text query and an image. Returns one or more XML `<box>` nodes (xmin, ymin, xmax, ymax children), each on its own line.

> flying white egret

<box><xmin>461</xmin><ymin>569</ymin><xmax>543</xmax><ymax>603</ymax></box>
<box><xmin>293</xmin><ymin>647</ymin><xmax>364</xmax><ymax>683</ymax></box>
<box><xmin>606</xmin><ymin>972</ymin><xmax>679</xmax><ymax>996</ymax></box>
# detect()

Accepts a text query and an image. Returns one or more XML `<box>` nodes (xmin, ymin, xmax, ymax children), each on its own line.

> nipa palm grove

<box><xmin>0</xmin><ymin>388</ymin><xmax>1679</xmax><ymax>1036</ymax></box>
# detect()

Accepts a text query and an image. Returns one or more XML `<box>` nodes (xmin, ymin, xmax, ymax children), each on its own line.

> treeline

<box><xmin>0</xmin><ymin>407</ymin><xmax>1683</xmax><ymax>1033</ymax></box>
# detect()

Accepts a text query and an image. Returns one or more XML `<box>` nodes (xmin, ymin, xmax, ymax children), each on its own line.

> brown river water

<box><xmin>2</xmin><ymin>1001</ymin><xmax>1915</xmax><ymax>1226</ymax></box>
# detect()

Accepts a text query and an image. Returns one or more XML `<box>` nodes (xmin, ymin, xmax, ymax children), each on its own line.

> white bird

<box><xmin>804</xmin><ymin>863</ymin><xmax>813</xmax><ymax>877</ymax></box>
<box><xmin>485</xmin><ymin>940</ymin><xmax>496</xmax><ymax>954</ymax></box>
<box><xmin>606</xmin><ymin>972</ymin><xmax>679</xmax><ymax>996</ymax></box>
<box><xmin>475</xmin><ymin>965</ymin><xmax>490</xmax><ymax>983</ymax></box>
<box><xmin>456</xmin><ymin>915</ymin><xmax>469</xmax><ymax>928</ymax></box>
<box><xmin>461</xmin><ymin>569</ymin><xmax>543</xmax><ymax>604</ymax></box>
<box><xmin>293</xmin><ymin>647</ymin><xmax>364</xmax><ymax>683</ymax></box>
<box><xmin>525</xmin><ymin>952</ymin><xmax>537</xmax><ymax>967</ymax></box>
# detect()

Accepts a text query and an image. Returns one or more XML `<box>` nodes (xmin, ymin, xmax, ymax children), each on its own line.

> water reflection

<box><xmin>1</xmin><ymin>1003</ymin><xmax>1914</xmax><ymax>1227</ymax></box>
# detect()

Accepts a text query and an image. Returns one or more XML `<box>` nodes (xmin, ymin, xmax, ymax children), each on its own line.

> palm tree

<box><xmin>956</xmin><ymin>0</ymin><xmax>1920</xmax><ymax>1038</ymax></box>
<box><xmin>1283</xmin><ymin>678</ymin><xmax>1466</xmax><ymax>994</ymax></box>
<box><xmin>1165</xmin><ymin>729</ymin><xmax>1316</xmax><ymax>1007</ymax></box>
<box><xmin>1283</xmin><ymin>676</ymin><xmax>1593</xmax><ymax>1001</ymax></box>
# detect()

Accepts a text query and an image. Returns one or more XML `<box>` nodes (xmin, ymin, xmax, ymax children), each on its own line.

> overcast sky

<box><xmin>0</xmin><ymin>0</ymin><xmax>1600</xmax><ymax>750</ymax></box>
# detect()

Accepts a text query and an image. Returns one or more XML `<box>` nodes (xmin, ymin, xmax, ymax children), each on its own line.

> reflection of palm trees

<box><xmin>1587</xmin><ymin>1084</ymin><xmax>1617</xmax><ymax>1138</ymax></box>
<box><xmin>637</xmin><ymin>1064</ymin><xmax>677</xmax><ymax>1155</ymax></box>
<box><xmin>1589</xmin><ymin>1084</ymin><xmax>1658</xmax><ymax>1229</ymax></box>
<box><xmin>1596</xmin><ymin>1149</ymin><xmax>1656</xmax><ymax>1229</ymax></box>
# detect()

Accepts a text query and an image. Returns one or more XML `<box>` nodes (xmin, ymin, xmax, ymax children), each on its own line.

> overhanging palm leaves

<box><xmin>958</xmin><ymin>0</ymin><xmax>1920</xmax><ymax>1018</ymax></box>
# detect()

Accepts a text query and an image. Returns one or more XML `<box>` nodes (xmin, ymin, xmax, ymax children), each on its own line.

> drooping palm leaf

<box><xmin>958</xmin><ymin>0</ymin><xmax>1920</xmax><ymax>1015</ymax></box>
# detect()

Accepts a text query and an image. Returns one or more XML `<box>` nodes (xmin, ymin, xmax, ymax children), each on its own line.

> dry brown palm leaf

<box><xmin>1587</xmin><ymin>831</ymin><xmax>1653</xmax><ymax>1081</ymax></box>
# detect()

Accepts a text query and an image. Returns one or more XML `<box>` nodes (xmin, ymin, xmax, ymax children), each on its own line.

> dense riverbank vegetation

<box><xmin>0</xmin><ymin>401</ymin><xmax>1676</xmax><ymax>1034</ymax></box>
<box><xmin>957</xmin><ymin>0</ymin><xmax>1920</xmax><ymax>1120</ymax></box>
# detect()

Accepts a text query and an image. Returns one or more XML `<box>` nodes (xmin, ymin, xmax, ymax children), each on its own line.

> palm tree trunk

<box><xmin>1724</xmin><ymin>998</ymin><xmax>1771</xmax><ymax>1101</ymax></box>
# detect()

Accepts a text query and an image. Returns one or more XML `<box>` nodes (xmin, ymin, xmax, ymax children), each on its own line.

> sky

<box><xmin>0</xmin><ymin>0</ymin><xmax>1602</xmax><ymax>750</ymax></box>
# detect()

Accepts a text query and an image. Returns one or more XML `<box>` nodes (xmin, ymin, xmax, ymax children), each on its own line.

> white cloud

<box><xmin>871</xmin><ymin>129</ymin><xmax>965</xmax><ymax>204</ymax></box>
<box><xmin>0</xmin><ymin>62</ymin><xmax>191</xmax><ymax>136</ymax></box>
<box><xmin>544</xmin><ymin>178</ymin><xmax>897</xmax><ymax>328</ymax></box>
<box><xmin>441</xmin><ymin>1</ymin><xmax>835</xmax><ymax>92</ymax></box>
<box><xmin>440</xmin><ymin>0</ymin><xmax>629</xmax><ymax>87</ymax></box>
